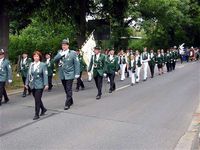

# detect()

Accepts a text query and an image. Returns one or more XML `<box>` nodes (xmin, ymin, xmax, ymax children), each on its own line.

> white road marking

<box><xmin>116</xmin><ymin>85</ymin><xmax>130</xmax><ymax>91</ymax></box>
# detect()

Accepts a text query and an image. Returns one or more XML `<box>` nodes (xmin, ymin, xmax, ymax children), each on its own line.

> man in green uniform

<box><xmin>45</xmin><ymin>53</ymin><xmax>56</xmax><ymax>92</ymax></box>
<box><xmin>75</xmin><ymin>49</ymin><xmax>86</xmax><ymax>92</ymax></box>
<box><xmin>88</xmin><ymin>47</ymin><xmax>106</xmax><ymax>100</ymax></box>
<box><xmin>148</xmin><ymin>49</ymin><xmax>156</xmax><ymax>78</ymax></box>
<box><xmin>105</xmin><ymin>48</ymin><xmax>119</xmax><ymax>93</ymax></box>
<box><xmin>17</xmin><ymin>52</ymin><xmax>32</xmax><ymax>97</ymax></box>
<box><xmin>0</xmin><ymin>49</ymin><xmax>12</xmax><ymax>106</ymax></box>
<box><xmin>53</xmin><ymin>39</ymin><xmax>80</xmax><ymax>110</ymax></box>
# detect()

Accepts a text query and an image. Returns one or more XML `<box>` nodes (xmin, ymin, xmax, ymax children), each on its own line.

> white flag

<box><xmin>81</xmin><ymin>31</ymin><xmax>96</xmax><ymax>67</ymax></box>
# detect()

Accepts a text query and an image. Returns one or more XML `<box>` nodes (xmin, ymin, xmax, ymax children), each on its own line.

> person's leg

<box><xmin>33</xmin><ymin>89</ymin><xmax>41</xmax><ymax>118</ymax></box>
<box><xmin>48</xmin><ymin>76</ymin><xmax>53</xmax><ymax>91</ymax></box>
<box><xmin>3</xmin><ymin>86</ymin><xmax>9</xmax><ymax>103</ymax></box>
<box><xmin>0</xmin><ymin>82</ymin><xmax>5</xmax><ymax>105</ymax></box>
<box><xmin>65</xmin><ymin>79</ymin><xmax>74</xmax><ymax>108</ymax></box>
<box><xmin>22</xmin><ymin>77</ymin><xmax>27</xmax><ymax>97</ymax></box>
<box><xmin>97</xmin><ymin>76</ymin><xmax>103</xmax><ymax>96</ymax></box>
<box><xmin>143</xmin><ymin>63</ymin><xmax>148</xmax><ymax>80</ymax></box>
<box><xmin>122</xmin><ymin>64</ymin><xmax>126</xmax><ymax>80</ymax></box>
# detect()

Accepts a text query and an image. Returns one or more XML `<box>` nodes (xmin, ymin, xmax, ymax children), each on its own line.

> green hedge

<box><xmin>8</xmin><ymin>19</ymin><xmax>76</xmax><ymax>63</ymax></box>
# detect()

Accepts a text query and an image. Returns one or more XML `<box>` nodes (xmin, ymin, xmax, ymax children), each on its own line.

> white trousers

<box><xmin>143</xmin><ymin>62</ymin><xmax>148</xmax><ymax>80</ymax></box>
<box><xmin>120</xmin><ymin>64</ymin><xmax>126</xmax><ymax>80</ymax></box>
<box><xmin>129</xmin><ymin>70</ymin><xmax>136</xmax><ymax>84</ymax></box>
<box><xmin>136</xmin><ymin>67</ymin><xmax>141</xmax><ymax>82</ymax></box>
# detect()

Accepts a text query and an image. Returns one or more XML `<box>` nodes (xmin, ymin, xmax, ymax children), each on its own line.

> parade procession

<box><xmin>1</xmin><ymin>0</ymin><xmax>200</xmax><ymax>149</ymax></box>
<box><xmin>0</xmin><ymin>36</ymin><xmax>199</xmax><ymax>121</ymax></box>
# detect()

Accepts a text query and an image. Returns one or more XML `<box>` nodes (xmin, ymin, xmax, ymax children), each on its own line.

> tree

<box><xmin>0</xmin><ymin>0</ymin><xmax>44</xmax><ymax>53</ymax></box>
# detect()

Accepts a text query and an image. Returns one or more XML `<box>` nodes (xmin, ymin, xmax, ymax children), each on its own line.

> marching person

<box><xmin>17</xmin><ymin>52</ymin><xmax>32</xmax><ymax>97</ymax></box>
<box><xmin>148</xmin><ymin>49</ymin><xmax>156</xmax><ymax>78</ymax></box>
<box><xmin>128</xmin><ymin>54</ymin><xmax>136</xmax><ymax>86</ymax></box>
<box><xmin>88</xmin><ymin>47</ymin><xmax>106</xmax><ymax>100</ymax></box>
<box><xmin>53</xmin><ymin>39</ymin><xmax>80</xmax><ymax>110</ymax></box>
<box><xmin>0</xmin><ymin>49</ymin><xmax>12</xmax><ymax>106</ymax></box>
<box><xmin>25</xmin><ymin>51</ymin><xmax>48</xmax><ymax>120</ymax></box>
<box><xmin>75</xmin><ymin>49</ymin><xmax>86</xmax><ymax>92</ymax></box>
<box><xmin>44</xmin><ymin>52</ymin><xmax>56</xmax><ymax>92</ymax></box>
<box><xmin>172</xmin><ymin>47</ymin><xmax>179</xmax><ymax>70</ymax></box>
<box><xmin>161</xmin><ymin>49</ymin><xmax>166</xmax><ymax>74</ymax></box>
<box><xmin>156</xmin><ymin>49</ymin><xmax>164</xmax><ymax>75</ymax></box>
<box><xmin>135</xmin><ymin>50</ymin><xmax>142</xmax><ymax>83</ymax></box>
<box><xmin>165</xmin><ymin>50</ymin><xmax>172</xmax><ymax>72</ymax></box>
<box><xmin>105</xmin><ymin>48</ymin><xmax>119</xmax><ymax>93</ymax></box>
<box><xmin>141</xmin><ymin>47</ymin><xmax>150</xmax><ymax>81</ymax></box>
<box><xmin>118</xmin><ymin>50</ymin><xmax>127</xmax><ymax>81</ymax></box>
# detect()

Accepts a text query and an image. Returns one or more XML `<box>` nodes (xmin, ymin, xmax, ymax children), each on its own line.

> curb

<box><xmin>175</xmin><ymin>102</ymin><xmax>200</xmax><ymax>150</ymax></box>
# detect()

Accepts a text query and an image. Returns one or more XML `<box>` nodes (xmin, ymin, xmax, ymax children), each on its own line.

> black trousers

<box><xmin>32</xmin><ymin>89</ymin><xmax>45</xmax><ymax>116</ymax></box>
<box><xmin>0</xmin><ymin>82</ymin><xmax>9</xmax><ymax>102</ymax></box>
<box><xmin>149</xmin><ymin>64</ymin><xmax>155</xmax><ymax>78</ymax></box>
<box><xmin>107</xmin><ymin>73</ymin><xmax>116</xmax><ymax>91</ymax></box>
<box><xmin>22</xmin><ymin>77</ymin><xmax>31</xmax><ymax>94</ymax></box>
<box><xmin>61</xmin><ymin>79</ymin><xmax>74</xmax><ymax>106</ymax></box>
<box><xmin>48</xmin><ymin>76</ymin><xmax>53</xmax><ymax>90</ymax></box>
<box><xmin>94</xmin><ymin>75</ymin><xmax>103</xmax><ymax>96</ymax></box>
<box><xmin>76</xmin><ymin>72</ymin><xmax>84</xmax><ymax>90</ymax></box>
<box><xmin>172</xmin><ymin>61</ymin><xmax>176</xmax><ymax>70</ymax></box>
<box><xmin>166</xmin><ymin>62</ymin><xmax>171</xmax><ymax>72</ymax></box>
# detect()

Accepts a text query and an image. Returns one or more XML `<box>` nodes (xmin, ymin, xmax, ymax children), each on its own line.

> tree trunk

<box><xmin>0</xmin><ymin>1</ymin><xmax>9</xmax><ymax>55</ymax></box>
<box><xmin>76</xmin><ymin>0</ymin><xmax>87</xmax><ymax>48</ymax></box>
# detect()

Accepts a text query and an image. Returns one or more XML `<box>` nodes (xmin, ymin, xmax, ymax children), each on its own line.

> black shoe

<box><xmin>40</xmin><ymin>108</ymin><xmax>47</xmax><ymax>116</ymax></box>
<box><xmin>33</xmin><ymin>115</ymin><xmax>39</xmax><ymax>120</ymax></box>
<box><xmin>96</xmin><ymin>95</ymin><xmax>101</xmax><ymax>100</ymax></box>
<box><xmin>4</xmin><ymin>99</ymin><xmax>9</xmax><ymax>103</ymax></box>
<box><xmin>22</xmin><ymin>93</ymin><xmax>26</xmax><ymax>97</ymax></box>
<box><xmin>64</xmin><ymin>105</ymin><xmax>70</xmax><ymax>110</ymax></box>
<box><xmin>131</xmin><ymin>83</ymin><xmax>134</xmax><ymax>86</ymax></box>
<box><xmin>75</xmin><ymin>89</ymin><xmax>79</xmax><ymax>92</ymax></box>
<box><xmin>109</xmin><ymin>90</ymin><xmax>112</xmax><ymax>93</ymax></box>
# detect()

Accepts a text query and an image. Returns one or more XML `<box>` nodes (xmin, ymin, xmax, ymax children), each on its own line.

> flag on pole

<box><xmin>81</xmin><ymin>31</ymin><xmax>96</xmax><ymax>67</ymax></box>
<box><xmin>81</xmin><ymin>31</ymin><xmax>96</xmax><ymax>81</ymax></box>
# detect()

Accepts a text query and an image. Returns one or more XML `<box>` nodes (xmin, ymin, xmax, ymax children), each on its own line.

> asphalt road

<box><xmin>0</xmin><ymin>61</ymin><xmax>200</xmax><ymax>150</ymax></box>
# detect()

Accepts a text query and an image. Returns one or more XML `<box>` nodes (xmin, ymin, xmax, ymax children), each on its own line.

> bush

<box><xmin>8</xmin><ymin>19</ymin><xmax>76</xmax><ymax>63</ymax></box>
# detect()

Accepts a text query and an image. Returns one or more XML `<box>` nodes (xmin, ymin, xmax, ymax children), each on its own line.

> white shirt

<box><xmin>23</xmin><ymin>57</ymin><xmax>27</xmax><ymax>64</ymax></box>
<box><xmin>63</xmin><ymin>49</ymin><xmax>69</xmax><ymax>58</ymax></box>
<box><xmin>95</xmin><ymin>53</ymin><xmax>100</xmax><ymax>61</ymax></box>
<box><xmin>0</xmin><ymin>58</ymin><xmax>4</xmax><ymax>66</ymax></box>
<box><xmin>33</xmin><ymin>61</ymin><xmax>40</xmax><ymax>71</ymax></box>
<box><xmin>109</xmin><ymin>55</ymin><xmax>114</xmax><ymax>61</ymax></box>
<box><xmin>131</xmin><ymin>60</ymin><xmax>135</xmax><ymax>67</ymax></box>
<box><xmin>150</xmin><ymin>53</ymin><xmax>154</xmax><ymax>58</ymax></box>
<box><xmin>46</xmin><ymin>58</ymin><xmax>50</xmax><ymax>64</ymax></box>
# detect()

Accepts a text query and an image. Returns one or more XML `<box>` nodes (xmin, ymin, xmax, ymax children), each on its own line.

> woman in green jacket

<box><xmin>26</xmin><ymin>51</ymin><xmax>48</xmax><ymax>120</ymax></box>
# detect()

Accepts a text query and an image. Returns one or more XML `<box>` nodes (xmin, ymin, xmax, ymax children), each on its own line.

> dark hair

<box><xmin>32</xmin><ymin>50</ymin><xmax>42</xmax><ymax>61</ymax></box>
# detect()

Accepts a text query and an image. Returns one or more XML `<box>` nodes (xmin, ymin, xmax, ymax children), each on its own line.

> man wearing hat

<box><xmin>75</xmin><ymin>49</ymin><xmax>86</xmax><ymax>92</ymax></box>
<box><xmin>53</xmin><ymin>39</ymin><xmax>80</xmax><ymax>110</ymax></box>
<box><xmin>0</xmin><ymin>49</ymin><xmax>12</xmax><ymax>106</ymax></box>
<box><xmin>17</xmin><ymin>52</ymin><xmax>32</xmax><ymax>97</ymax></box>
<box><xmin>88</xmin><ymin>47</ymin><xmax>106</xmax><ymax>99</ymax></box>
<box><xmin>45</xmin><ymin>52</ymin><xmax>56</xmax><ymax>92</ymax></box>
<box><xmin>105</xmin><ymin>48</ymin><xmax>119</xmax><ymax>93</ymax></box>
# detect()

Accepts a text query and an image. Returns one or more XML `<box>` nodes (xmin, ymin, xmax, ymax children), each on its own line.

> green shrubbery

<box><xmin>8</xmin><ymin>19</ymin><xmax>76</xmax><ymax>63</ymax></box>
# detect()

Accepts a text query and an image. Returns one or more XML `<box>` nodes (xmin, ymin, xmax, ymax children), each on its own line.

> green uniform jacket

<box><xmin>165</xmin><ymin>53</ymin><xmax>172</xmax><ymax>63</ymax></box>
<box><xmin>155</xmin><ymin>54</ymin><xmax>164</xmax><ymax>64</ymax></box>
<box><xmin>53</xmin><ymin>50</ymin><xmax>80</xmax><ymax>80</ymax></box>
<box><xmin>78</xmin><ymin>55</ymin><xmax>87</xmax><ymax>72</ymax></box>
<box><xmin>45</xmin><ymin>59</ymin><xmax>55</xmax><ymax>76</ymax></box>
<box><xmin>26</xmin><ymin>62</ymin><xmax>48</xmax><ymax>89</ymax></box>
<box><xmin>0</xmin><ymin>58</ymin><xmax>12</xmax><ymax>82</ymax></box>
<box><xmin>18</xmin><ymin>58</ymin><xmax>32</xmax><ymax>77</ymax></box>
<box><xmin>105</xmin><ymin>55</ymin><xmax>119</xmax><ymax>74</ymax></box>
<box><xmin>149</xmin><ymin>53</ymin><xmax>156</xmax><ymax>66</ymax></box>
<box><xmin>88</xmin><ymin>54</ymin><xmax>106</xmax><ymax>77</ymax></box>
